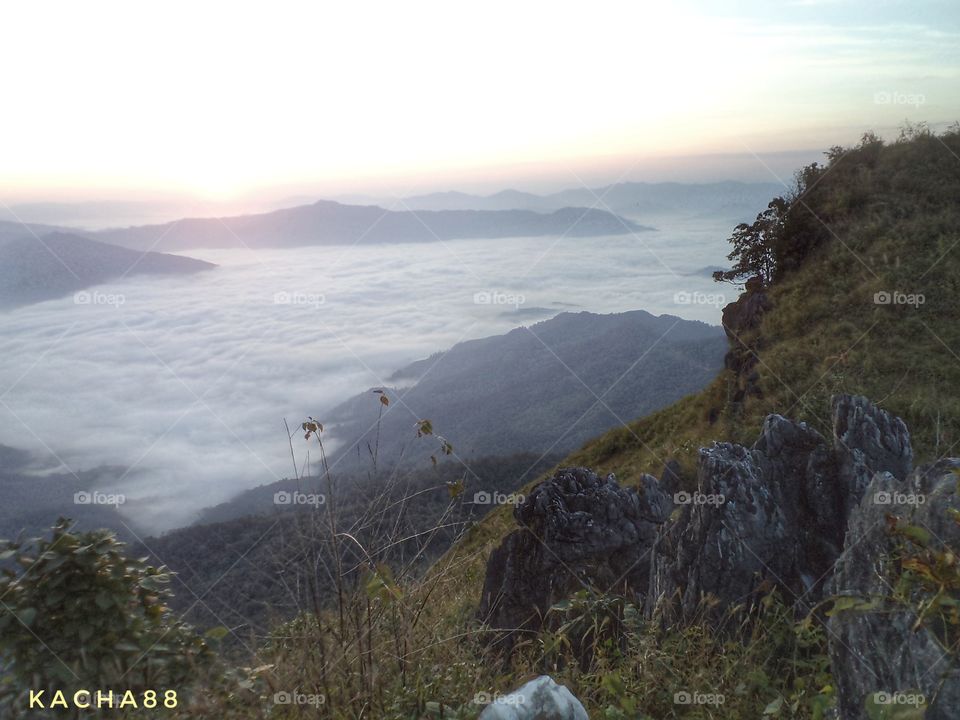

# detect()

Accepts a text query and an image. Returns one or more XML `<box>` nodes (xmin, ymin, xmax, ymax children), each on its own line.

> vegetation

<box><xmin>3</xmin><ymin>125</ymin><xmax>960</xmax><ymax>717</ymax></box>
<box><xmin>574</xmin><ymin>122</ymin><xmax>960</xmax><ymax>486</ymax></box>
<box><xmin>0</xmin><ymin>521</ymin><xmax>215</xmax><ymax>718</ymax></box>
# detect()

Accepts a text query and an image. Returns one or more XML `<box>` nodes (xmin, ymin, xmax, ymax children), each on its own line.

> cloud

<box><xmin>0</xmin><ymin>224</ymin><xmax>731</xmax><ymax>533</ymax></box>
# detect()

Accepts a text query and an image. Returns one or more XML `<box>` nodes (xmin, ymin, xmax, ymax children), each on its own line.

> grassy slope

<box><xmin>432</xmin><ymin>126</ymin><xmax>960</xmax><ymax>630</ymax></box>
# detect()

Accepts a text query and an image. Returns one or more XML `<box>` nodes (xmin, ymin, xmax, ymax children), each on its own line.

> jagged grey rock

<box><xmin>827</xmin><ymin>460</ymin><xmax>960</xmax><ymax>720</ymax></box>
<box><xmin>477</xmin><ymin>467</ymin><xmax>670</xmax><ymax>648</ymax></box>
<box><xmin>651</xmin><ymin>395</ymin><xmax>913</xmax><ymax>624</ymax></box>
<box><xmin>477</xmin><ymin>675</ymin><xmax>588</xmax><ymax>720</ymax></box>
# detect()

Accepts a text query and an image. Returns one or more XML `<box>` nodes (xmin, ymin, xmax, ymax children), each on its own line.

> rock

<box><xmin>832</xmin><ymin>393</ymin><xmax>913</xmax><ymax>521</ymax></box>
<box><xmin>477</xmin><ymin>676</ymin><xmax>588</xmax><ymax>720</ymax></box>
<box><xmin>651</xmin><ymin>395</ymin><xmax>914</xmax><ymax>624</ymax></box>
<box><xmin>827</xmin><ymin>459</ymin><xmax>960</xmax><ymax>720</ymax></box>
<box><xmin>477</xmin><ymin>467</ymin><xmax>670</xmax><ymax>648</ymax></box>
<box><xmin>720</xmin><ymin>275</ymin><xmax>771</xmax><ymax>402</ymax></box>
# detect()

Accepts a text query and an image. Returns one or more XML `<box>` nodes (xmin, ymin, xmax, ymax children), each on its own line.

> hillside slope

<box><xmin>325</xmin><ymin>310</ymin><xmax>726</xmax><ymax>470</ymax></box>
<box><xmin>572</xmin><ymin>126</ymin><xmax>960</xmax><ymax>483</ymax></box>
<box><xmin>0</xmin><ymin>232</ymin><xmax>215</xmax><ymax>309</ymax></box>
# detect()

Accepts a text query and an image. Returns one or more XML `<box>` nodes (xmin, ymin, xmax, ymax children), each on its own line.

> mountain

<box><xmin>401</xmin><ymin>180</ymin><xmax>783</xmax><ymax>221</ymax></box>
<box><xmin>0</xmin><ymin>443</ymin><xmax>143</xmax><ymax>541</ymax></box>
<box><xmin>92</xmin><ymin>200</ymin><xmax>649</xmax><ymax>252</ymax></box>
<box><xmin>324</xmin><ymin>309</ymin><xmax>726</xmax><ymax>470</ymax></box>
<box><xmin>134</xmin><ymin>452</ymin><xmax>559</xmax><ymax>631</ymax></box>
<box><xmin>0</xmin><ymin>231</ymin><xmax>215</xmax><ymax>310</ymax></box>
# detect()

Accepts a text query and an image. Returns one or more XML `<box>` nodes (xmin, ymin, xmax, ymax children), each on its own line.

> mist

<box><xmin>0</xmin><ymin>218</ymin><xmax>732</xmax><ymax>533</ymax></box>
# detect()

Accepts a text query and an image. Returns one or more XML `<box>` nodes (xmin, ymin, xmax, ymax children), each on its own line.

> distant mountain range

<box><xmin>0</xmin><ymin>231</ymin><xmax>215</xmax><ymax>310</ymax></box>
<box><xmin>324</xmin><ymin>309</ymin><xmax>726</xmax><ymax>470</ymax></box>
<box><xmin>341</xmin><ymin>181</ymin><xmax>783</xmax><ymax>222</ymax></box>
<box><xmin>92</xmin><ymin>200</ymin><xmax>648</xmax><ymax>252</ymax></box>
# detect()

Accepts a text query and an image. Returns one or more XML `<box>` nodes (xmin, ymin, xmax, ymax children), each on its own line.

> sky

<box><xmin>1</xmin><ymin>0</ymin><xmax>958</xmax><ymax>204</ymax></box>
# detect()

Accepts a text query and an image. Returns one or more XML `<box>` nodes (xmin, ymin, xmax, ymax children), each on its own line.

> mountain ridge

<box><xmin>90</xmin><ymin>199</ymin><xmax>650</xmax><ymax>252</ymax></box>
<box><xmin>0</xmin><ymin>231</ymin><xmax>215</xmax><ymax>310</ymax></box>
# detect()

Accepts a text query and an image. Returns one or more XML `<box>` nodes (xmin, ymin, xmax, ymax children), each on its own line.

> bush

<box><xmin>0</xmin><ymin>519</ymin><xmax>211</xmax><ymax>717</ymax></box>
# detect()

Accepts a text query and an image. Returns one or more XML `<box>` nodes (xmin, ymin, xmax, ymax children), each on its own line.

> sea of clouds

<box><xmin>0</xmin><ymin>217</ymin><xmax>733</xmax><ymax>532</ymax></box>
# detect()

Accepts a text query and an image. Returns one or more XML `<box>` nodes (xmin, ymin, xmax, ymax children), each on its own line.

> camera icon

<box><xmin>73</xmin><ymin>291</ymin><xmax>92</xmax><ymax>305</ymax></box>
<box><xmin>274</xmin><ymin>491</ymin><xmax>292</xmax><ymax>505</ymax></box>
<box><xmin>273</xmin><ymin>291</ymin><xmax>292</xmax><ymax>305</ymax></box>
<box><xmin>473</xmin><ymin>491</ymin><xmax>492</xmax><ymax>505</ymax></box>
<box><xmin>673</xmin><ymin>291</ymin><xmax>692</xmax><ymax>305</ymax></box>
<box><xmin>473</xmin><ymin>291</ymin><xmax>492</xmax><ymax>305</ymax></box>
<box><xmin>673</xmin><ymin>491</ymin><xmax>691</xmax><ymax>505</ymax></box>
<box><xmin>473</xmin><ymin>691</ymin><xmax>492</xmax><ymax>705</ymax></box>
<box><xmin>873</xmin><ymin>491</ymin><xmax>892</xmax><ymax>505</ymax></box>
<box><xmin>873</xmin><ymin>691</ymin><xmax>892</xmax><ymax>705</ymax></box>
<box><xmin>273</xmin><ymin>691</ymin><xmax>292</xmax><ymax>705</ymax></box>
<box><xmin>74</xmin><ymin>491</ymin><xmax>92</xmax><ymax>504</ymax></box>
<box><xmin>873</xmin><ymin>291</ymin><xmax>892</xmax><ymax>305</ymax></box>
<box><xmin>674</xmin><ymin>691</ymin><xmax>692</xmax><ymax>705</ymax></box>
<box><xmin>873</xmin><ymin>91</ymin><xmax>892</xmax><ymax>105</ymax></box>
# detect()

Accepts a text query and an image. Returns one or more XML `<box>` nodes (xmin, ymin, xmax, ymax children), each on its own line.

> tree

<box><xmin>713</xmin><ymin>197</ymin><xmax>789</xmax><ymax>286</ymax></box>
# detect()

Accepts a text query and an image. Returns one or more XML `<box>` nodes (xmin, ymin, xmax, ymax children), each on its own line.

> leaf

<box><xmin>898</xmin><ymin>524</ymin><xmax>932</xmax><ymax>547</ymax></box>
<box><xmin>446</xmin><ymin>479</ymin><xmax>465</xmax><ymax>498</ymax></box>
<box><xmin>205</xmin><ymin>625</ymin><xmax>230</xmax><ymax>641</ymax></box>
<box><xmin>763</xmin><ymin>696</ymin><xmax>784</xmax><ymax>715</ymax></box>
<box><xmin>365</xmin><ymin>563</ymin><xmax>402</xmax><ymax>603</ymax></box>
<box><xmin>380</xmin><ymin>395</ymin><xmax>389</xmax><ymax>406</ymax></box>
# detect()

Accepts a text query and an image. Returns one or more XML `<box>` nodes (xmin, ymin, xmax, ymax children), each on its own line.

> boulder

<box><xmin>477</xmin><ymin>676</ymin><xmax>588</xmax><ymax>720</ymax></box>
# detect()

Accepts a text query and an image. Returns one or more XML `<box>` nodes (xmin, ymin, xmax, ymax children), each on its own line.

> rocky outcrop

<box><xmin>478</xmin><ymin>395</ymin><xmax>958</xmax><ymax>719</ymax></box>
<box><xmin>827</xmin><ymin>460</ymin><xmax>960</xmax><ymax>719</ymax></box>
<box><xmin>720</xmin><ymin>275</ymin><xmax>771</xmax><ymax>403</ymax></box>
<box><xmin>480</xmin><ymin>395</ymin><xmax>912</xmax><ymax>638</ymax></box>
<box><xmin>477</xmin><ymin>467</ymin><xmax>671</xmax><ymax>649</ymax></box>
<box><xmin>652</xmin><ymin>396</ymin><xmax>911</xmax><ymax>624</ymax></box>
